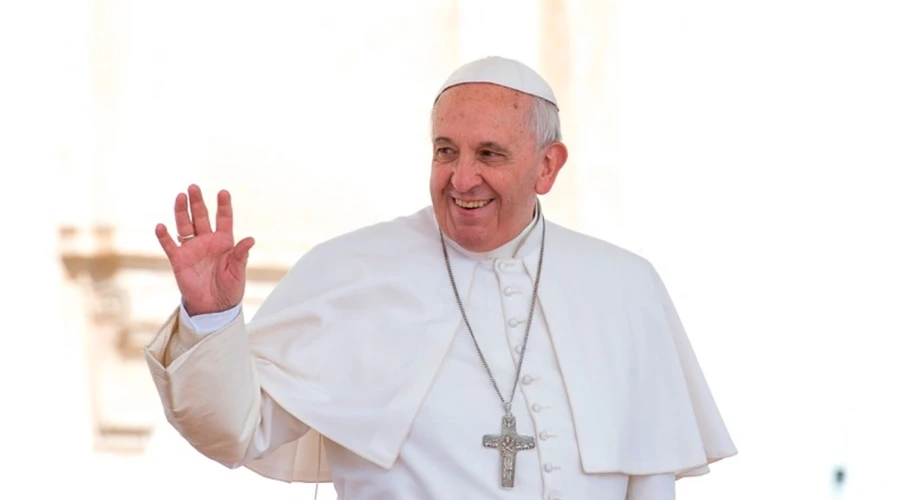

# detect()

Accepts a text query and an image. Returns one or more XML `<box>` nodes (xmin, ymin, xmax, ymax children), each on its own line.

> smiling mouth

<box><xmin>454</xmin><ymin>198</ymin><xmax>493</xmax><ymax>210</ymax></box>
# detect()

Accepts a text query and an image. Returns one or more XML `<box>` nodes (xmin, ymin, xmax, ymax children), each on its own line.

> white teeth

<box><xmin>455</xmin><ymin>198</ymin><xmax>489</xmax><ymax>209</ymax></box>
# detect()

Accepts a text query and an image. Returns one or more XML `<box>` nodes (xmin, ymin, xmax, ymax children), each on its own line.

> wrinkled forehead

<box><xmin>432</xmin><ymin>83</ymin><xmax>533</xmax><ymax>141</ymax></box>
<box><xmin>435</xmin><ymin>82</ymin><xmax>532</xmax><ymax>109</ymax></box>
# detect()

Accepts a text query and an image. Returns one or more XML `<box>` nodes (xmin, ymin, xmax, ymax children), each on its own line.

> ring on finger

<box><xmin>177</xmin><ymin>233</ymin><xmax>195</xmax><ymax>243</ymax></box>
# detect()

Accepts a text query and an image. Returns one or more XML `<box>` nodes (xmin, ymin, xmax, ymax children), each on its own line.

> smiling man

<box><xmin>145</xmin><ymin>56</ymin><xmax>737</xmax><ymax>499</ymax></box>
<box><xmin>430</xmin><ymin>72</ymin><xmax>567</xmax><ymax>253</ymax></box>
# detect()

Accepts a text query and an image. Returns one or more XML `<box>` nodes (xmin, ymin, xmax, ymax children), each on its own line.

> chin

<box><xmin>447</xmin><ymin>227</ymin><xmax>493</xmax><ymax>252</ymax></box>
<box><xmin>435</xmin><ymin>202</ymin><xmax>498</xmax><ymax>251</ymax></box>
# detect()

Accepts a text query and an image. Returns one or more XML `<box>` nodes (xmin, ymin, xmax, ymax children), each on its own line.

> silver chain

<box><xmin>439</xmin><ymin>209</ymin><xmax>546</xmax><ymax>416</ymax></box>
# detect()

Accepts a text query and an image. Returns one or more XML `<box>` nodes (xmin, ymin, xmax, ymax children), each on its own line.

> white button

<box><xmin>504</xmin><ymin>286</ymin><xmax>518</xmax><ymax>296</ymax></box>
<box><xmin>515</xmin><ymin>344</ymin><xmax>523</xmax><ymax>354</ymax></box>
<box><xmin>539</xmin><ymin>431</ymin><xmax>551</xmax><ymax>440</ymax></box>
<box><xmin>532</xmin><ymin>403</ymin><xmax>542</xmax><ymax>412</ymax></box>
<box><xmin>544</xmin><ymin>462</ymin><xmax>558</xmax><ymax>473</ymax></box>
<box><xmin>521</xmin><ymin>375</ymin><xmax>534</xmax><ymax>385</ymax></box>
<box><xmin>508</xmin><ymin>318</ymin><xmax>520</xmax><ymax>327</ymax></box>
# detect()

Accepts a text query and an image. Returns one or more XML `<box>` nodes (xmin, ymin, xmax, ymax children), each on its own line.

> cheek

<box><xmin>430</xmin><ymin>165</ymin><xmax>451</xmax><ymax>195</ymax></box>
<box><xmin>490</xmin><ymin>173</ymin><xmax>528</xmax><ymax>201</ymax></box>
<box><xmin>429</xmin><ymin>164</ymin><xmax>441</xmax><ymax>184</ymax></box>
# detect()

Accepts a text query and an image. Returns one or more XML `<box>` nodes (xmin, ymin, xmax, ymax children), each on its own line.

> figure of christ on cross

<box><xmin>482</xmin><ymin>413</ymin><xmax>537</xmax><ymax>489</ymax></box>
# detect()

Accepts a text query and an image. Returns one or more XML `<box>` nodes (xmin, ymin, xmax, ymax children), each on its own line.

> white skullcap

<box><xmin>435</xmin><ymin>56</ymin><xmax>558</xmax><ymax>109</ymax></box>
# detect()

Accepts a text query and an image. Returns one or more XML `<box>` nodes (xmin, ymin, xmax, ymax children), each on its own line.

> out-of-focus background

<box><xmin>2</xmin><ymin>0</ymin><xmax>898</xmax><ymax>498</ymax></box>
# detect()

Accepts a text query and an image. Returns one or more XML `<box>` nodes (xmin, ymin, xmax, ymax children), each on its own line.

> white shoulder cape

<box><xmin>145</xmin><ymin>206</ymin><xmax>737</xmax><ymax>483</ymax></box>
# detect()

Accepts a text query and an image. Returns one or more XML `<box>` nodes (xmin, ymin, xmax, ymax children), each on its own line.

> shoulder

<box><xmin>289</xmin><ymin>206</ymin><xmax>439</xmax><ymax>277</ymax></box>
<box><xmin>306</xmin><ymin>206</ymin><xmax>436</xmax><ymax>258</ymax></box>
<box><xmin>255</xmin><ymin>207</ymin><xmax>439</xmax><ymax>313</ymax></box>
<box><xmin>544</xmin><ymin>221</ymin><xmax>674</xmax><ymax>310</ymax></box>
<box><xmin>545</xmin><ymin>221</ymin><xmax>655</xmax><ymax>277</ymax></box>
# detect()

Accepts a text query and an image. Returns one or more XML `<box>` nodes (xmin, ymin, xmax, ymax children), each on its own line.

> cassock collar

<box><xmin>435</xmin><ymin>201</ymin><xmax>543</xmax><ymax>262</ymax></box>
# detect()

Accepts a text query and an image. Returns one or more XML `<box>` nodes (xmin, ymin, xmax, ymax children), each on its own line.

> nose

<box><xmin>450</xmin><ymin>158</ymin><xmax>482</xmax><ymax>193</ymax></box>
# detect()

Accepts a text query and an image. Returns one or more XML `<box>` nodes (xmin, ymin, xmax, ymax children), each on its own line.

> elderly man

<box><xmin>145</xmin><ymin>56</ymin><xmax>736</xmax><ymax>499</ymax></box>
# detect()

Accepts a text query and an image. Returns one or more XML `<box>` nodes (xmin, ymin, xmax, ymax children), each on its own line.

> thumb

<box><xmin>231</xmin><ymin>236</ymin><xmax>255</xmax><ymax>266</ymax></box>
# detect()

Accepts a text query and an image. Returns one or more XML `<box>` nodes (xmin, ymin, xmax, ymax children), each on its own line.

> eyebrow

<box><xmin>478</xmin><ymin>141</ymin><xmax>511</xmax><ymax>154</ymax></box>
<box><xmin>432</xmin><ymin>137</ymin><xmax>511</xmax><ymax>154</ymax></box>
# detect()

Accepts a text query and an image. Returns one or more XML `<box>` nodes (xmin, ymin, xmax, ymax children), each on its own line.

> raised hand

<box><xmin>155</xmin><ymin>185</ymin><xmax>255</xmax><ymax>316</ymax></box>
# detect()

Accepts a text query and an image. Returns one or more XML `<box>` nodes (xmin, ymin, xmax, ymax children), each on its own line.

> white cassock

<box><xmin>144</xmin><ymin>205</ymin><xmax>737</xmax><ymax>500</ymax></box>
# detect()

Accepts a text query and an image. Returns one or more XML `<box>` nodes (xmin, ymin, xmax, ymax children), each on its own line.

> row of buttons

<box><xmin>496</xmin><ymin>258</ymin><xmax>563</xmax><ymax>497</ymax></box>
<box><xmin>520</xmin><ymin>370</ymin><xmax>561</xmax><ymax>482</ymax></box>
<box><xmin>521</xmin><ymin>371</ymin><xmax>563</xmax><ymax>488</ymax></box>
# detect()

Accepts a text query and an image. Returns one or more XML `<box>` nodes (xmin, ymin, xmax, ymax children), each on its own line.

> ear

<box><xmin>534</xmin><ymin>142</ymin><xmax>568</xmax><ymax>195</ymax></box>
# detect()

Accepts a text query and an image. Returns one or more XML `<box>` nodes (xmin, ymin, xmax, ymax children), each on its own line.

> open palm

<box><xmin>156</xmin><ymin>185</ymin><xmax>255</xmax><ymax>315</ymax></box>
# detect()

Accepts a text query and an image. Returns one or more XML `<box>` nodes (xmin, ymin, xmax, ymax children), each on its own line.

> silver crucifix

<box><xmin>482</xmin><ymin>413</ymin><xmax>536</xmax><ymax>489</ymax></box>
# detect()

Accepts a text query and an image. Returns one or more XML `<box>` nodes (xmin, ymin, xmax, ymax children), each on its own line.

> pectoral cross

<box><xmin>482</xmin><ymin>413</ymin><xmax>535</xmax><ymax>489</ymax></box>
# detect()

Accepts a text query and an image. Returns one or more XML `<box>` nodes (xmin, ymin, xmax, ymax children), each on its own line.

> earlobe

<box><xmin>534</xmin><ymin>142</ymin><xmax>568</xmax><ymax>195</ymax></box>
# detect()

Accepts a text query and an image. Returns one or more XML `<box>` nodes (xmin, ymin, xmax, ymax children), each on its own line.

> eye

<box><xmin>434</xmin><ymin>147</ymin><xmax>457</xmax><ymax>162</ymax></box>
<box><xmin>479</xmin><ymin>150</ymin><xmax>503</xmax><ymax>159</ymax></box>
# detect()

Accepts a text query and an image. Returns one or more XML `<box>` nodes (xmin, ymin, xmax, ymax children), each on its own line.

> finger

<box><xmin>231</xmin><ymin>236</ymin><xmax>255</xmax><ymax>266</ymax></box>
<box><xmin>155</xmin><ymin>223</ymin><xmax>179</xmax><ymax>260</ymax></box>
<box><xmin>173</xmin><ymin>193</ymin><xmax>195</xmax><ymax>238</ymax></box>
<box><xmin>215</xmin><ymin>189</ymin><xmax>233</xmax><ymax>234</ymax></box>
<box><xmin>188</xmin><ymin>184</ymin><xmax>212</xmax><ymax>235</ymax></box>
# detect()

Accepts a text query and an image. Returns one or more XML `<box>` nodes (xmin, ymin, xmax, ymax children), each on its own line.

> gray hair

<box><xmin>530</xmin><ymin>96</ymin><xmax>562</xmax><ymax>149</ymax></box>
<box><xmin>431</xmin><ymin>93</ymin><xmax>562</xmax><ymax>150</ymax></box>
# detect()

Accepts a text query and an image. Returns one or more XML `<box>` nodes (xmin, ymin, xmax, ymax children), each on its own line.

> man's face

<box><xmin>430</xmin><ymin>83</ymin><xmax>565</xmax><ymax>252</ymax></box>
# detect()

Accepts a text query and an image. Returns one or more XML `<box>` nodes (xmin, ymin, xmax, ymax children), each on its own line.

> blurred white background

<box><xmin>1</xmin><ymin>0</ymin><xmax>898</xmax><ymax>498</ymax></box>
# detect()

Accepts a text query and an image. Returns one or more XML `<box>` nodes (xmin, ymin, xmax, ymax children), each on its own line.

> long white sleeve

<box><xmin>627</xmin><ymin>474</ymin><xmax>676</xmax><ymax>500</ymax></box>
<box><xmin>161</xmin><ymin>302</ymin><xmax>241</xmax><ymax>363</ymax></box>
<box><xmin>147</xmin><ymin>305</ymin><xmax>312</xmax><ymax>468</ymax></box>
<box><xmin>244</xmin><ymin>387</ymin><xmax>312</xmax><ymax>462</ymax></box>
